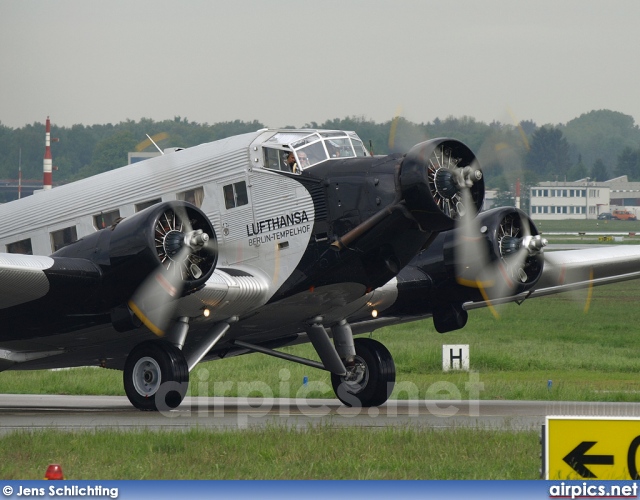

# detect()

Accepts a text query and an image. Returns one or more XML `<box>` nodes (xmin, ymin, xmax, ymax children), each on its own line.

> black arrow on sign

<box><xmin>563</xmin><ymin>441</ymin><xmax>614</xmax><ymax>478</ymax></box>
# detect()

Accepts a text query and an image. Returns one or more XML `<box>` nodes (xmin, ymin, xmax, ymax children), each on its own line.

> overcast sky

<box><xmin>2</xmin><ymin>0</ymin><xmax>640</xmax><ymax>130</ymax></box>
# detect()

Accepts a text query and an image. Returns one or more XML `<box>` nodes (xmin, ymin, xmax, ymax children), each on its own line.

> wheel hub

<box><xmin>132</xmin><ymin>356</ymin><xmax>161</xmax><ymax>397</ymax></box>
<box><xmin>342</xmin><ymin>356</ymin><xmax>368</xmax><ymax>388</ymax></box>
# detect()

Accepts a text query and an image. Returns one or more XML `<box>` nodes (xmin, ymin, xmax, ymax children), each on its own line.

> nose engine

<box><xmin>400</xmin><ymin>138</ymin><xmax>485</xmax><ymax>231</ymax></box>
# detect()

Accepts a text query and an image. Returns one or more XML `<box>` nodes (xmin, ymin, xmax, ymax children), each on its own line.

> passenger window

<box><xmin>7</xmin><ymin>238</ymin><xmax>33</xmax><ymax>255</ymax></box>
<box><xmin>93</xmin><ymin>209</ymin><xmax>121</xmax><ymax>230</ymax></box>
<box><xmin>223</xmin><ymin>181</ymin><xmax>248</xmax><ymax>209</ymax></box>
<box><xmin>135</xmin><ymin>199</ymin><xmax>162</xmax><ymax>212</ymax></box>
<box><xmin>51</xmin><ymin>226</ymin><xmax>78</xmax><ymax>252</ymax></box>
<box><xmin>177</xmin><ymin>187</ymin><xmax>204</xmax><ymax>208</ymax></box>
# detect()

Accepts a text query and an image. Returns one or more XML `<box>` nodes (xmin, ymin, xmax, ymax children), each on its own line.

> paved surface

<box><xmin>2</xmin><ymin>395</ymin><xmax>640</xmax><ymax>434</ymax></box>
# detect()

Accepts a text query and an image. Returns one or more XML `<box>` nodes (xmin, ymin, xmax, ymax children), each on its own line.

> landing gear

<box><xmin>123</xmin><ymin>340</ymin><xmax>189</xmax><ymax>411</ymax></box>
<box><xmin>331</xmin><ymin>337</ymin><xmax>395</xmax><ymax>407</ymax></box>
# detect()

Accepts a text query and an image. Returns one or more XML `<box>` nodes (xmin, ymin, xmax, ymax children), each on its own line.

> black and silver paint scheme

<box><xmin>0</xmin><ymin>128</ymin><xmax>639</xmax><ymax>410</ymax></box>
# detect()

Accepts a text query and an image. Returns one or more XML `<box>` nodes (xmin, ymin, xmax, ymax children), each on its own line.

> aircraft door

<box><xmin>215</xmin><ymin>174</ymin><xmax>259</xmax><ymax>265</ymax></box>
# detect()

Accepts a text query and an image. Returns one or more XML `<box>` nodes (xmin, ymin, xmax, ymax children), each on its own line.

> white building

<box><xmin>484</xmin><ymin>189</ymin><xmax>498</xmax><ymax>210</ymax></box>
<box><xmin>529</xmin><ymin>181</ymin><xmax>610</xmax><ymax>220</ymax></box>
<box><xmin>604</xmin><ymin>176</ymin><xmax>640</xmax><ymax>207</ymax></box>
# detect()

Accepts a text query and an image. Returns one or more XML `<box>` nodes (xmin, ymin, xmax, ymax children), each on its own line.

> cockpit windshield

<box><xmin>262</xmin><ymin>130</ymin><xmax>368</xmax><ymax>173</ymax></box>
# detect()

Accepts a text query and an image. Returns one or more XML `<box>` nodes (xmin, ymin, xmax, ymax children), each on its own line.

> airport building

<box><xmin>529</xmin><ymin>176</ymin><xmax>640</xmax><ymax>220</ymax></box>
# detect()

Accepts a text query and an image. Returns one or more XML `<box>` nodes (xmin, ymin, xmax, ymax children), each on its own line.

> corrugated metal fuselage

<box><xmin>0</xmin><ymin>129</ymin><xmax>420</xmax><ymax>369</ymax></box>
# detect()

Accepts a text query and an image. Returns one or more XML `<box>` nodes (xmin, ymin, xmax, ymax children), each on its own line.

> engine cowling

<box><xmin>53</xmin><ymin>201</ymin><xmax>217</xmax><ymax>309</ymax></box>
<box><xmin>446</xmin><ymin>206</ymin><xmax>545</xmax><ymax>296</ymax></box>
<box><xmin>400</xmin><ymin>138</ymin><xmax>485</xmax><ymax>231</ymax></box>
<box><xmin>386</xmin><ymin>207</ymin><xmax>545</xmax><ymax>332</ymax></box>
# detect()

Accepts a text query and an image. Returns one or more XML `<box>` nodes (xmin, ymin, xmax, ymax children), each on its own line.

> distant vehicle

<box><xmin>612</xmin><ymin>209</ymin><xmax>637</xmax><ymax>221</ymax></box>
<box><xmin>598</xmin><ymin>212</ymin><xmax>613</xmax><ymax>220</ymax></box>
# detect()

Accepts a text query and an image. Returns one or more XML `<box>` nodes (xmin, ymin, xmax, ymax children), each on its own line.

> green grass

<box><xmin>0</xmin><ymin>427</ymin><xmax>539</xmax><ymax>480</ymax></box>
<box><xmin>533</xmin><ymin>218</ymin><xmax>640</xmax><ymax>234</ymax></box>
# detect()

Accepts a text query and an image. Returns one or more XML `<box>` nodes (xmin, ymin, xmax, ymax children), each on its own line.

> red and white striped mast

<box><xmin>43</xmin><ymin>116</ymin><xmax>53</xmax><ymax>190</ymax></box>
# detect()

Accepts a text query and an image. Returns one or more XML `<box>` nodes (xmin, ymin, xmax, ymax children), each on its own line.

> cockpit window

<box><xmin>352</xmin><ymin>138</ymin><xmax>368</xmax><ymax>157</ymax></box>
<box><xmin>264</xmin><ymin>147</ymin><xmax>286</xmax><ymax>171</ymax></box>
<box><xmin>326</xmin><ymin>138</ymin><xmax>355</xmax><ymax>158</ymax></box>
<box><xmin>295</xmin><ymin>141</ymin><xmax>327</xmax><ymax>168</ymax></box>
<box><xmin>261</xmin><ymin>130</ymin><xmax>369</xmax><ymax>173</ymax></box>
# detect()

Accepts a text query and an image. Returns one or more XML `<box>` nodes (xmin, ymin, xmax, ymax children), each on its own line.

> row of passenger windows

<box><xmin>5</xmin><ymin>186</ymin><xmax>209</xmax><ymax>255</ymax></box>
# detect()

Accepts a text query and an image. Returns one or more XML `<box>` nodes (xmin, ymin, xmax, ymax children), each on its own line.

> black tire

<box><xmin>331</xmin><ymin>337</ymin><xmax>395</xmax><ymax>407</ymax></box>
<box><xmin>123</xmin><ymin>340</ymin><xmax>189</xmax><ymax>411</ymax></box>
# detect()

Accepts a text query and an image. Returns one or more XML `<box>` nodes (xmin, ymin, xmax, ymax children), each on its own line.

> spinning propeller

<box><xmin>454</xmin><ymin>188</ymin><xmax>547</xmax><ymax>318</ymax></box>
<box><xmin>128</xmin><ymin>204</ymin><xmax>217</xmax><ymax>336</ymax></box>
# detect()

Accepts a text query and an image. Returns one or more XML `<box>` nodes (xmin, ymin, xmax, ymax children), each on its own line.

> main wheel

<box><xmin>123</xmin><ymin>340</ymin><xmax>189</xmax><ymax>411</ymax></box>
<box><xmin>331</xmin><ymin>337</ymin><xmax>395</xmax><ymax>407</ymax></box>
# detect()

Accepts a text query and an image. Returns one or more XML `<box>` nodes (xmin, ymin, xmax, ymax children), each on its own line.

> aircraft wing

<box><xmin>0</xmin><ymin>253</ymin><xmax>104</xmax><ymax>370</ymax></box>
<box><xmin>0</xmin><ymin>261</ymin><xmax>270</xmax><ymax>373</ymax></box>
<box><xmin>357</xmin><ymin>203</ymin><xmax>640</xmax><ymax>335</ymax></box>
<box><xmin>465</xmin><ymin>245</ymin><xmax>640</xmax><ymax>310</ymax></box>
<box><xmin>0</xmin><ymin>254</ymin><xmax>60</xmax><ymax>309</ymax></box>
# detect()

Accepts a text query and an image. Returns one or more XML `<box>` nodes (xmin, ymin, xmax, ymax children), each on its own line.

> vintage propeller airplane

<box><xmin>1</xmin><ymin>127</ymin><xmax>640</xmax><ymax>411</ymax></box>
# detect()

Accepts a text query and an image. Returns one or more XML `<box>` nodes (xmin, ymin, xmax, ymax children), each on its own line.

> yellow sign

<box><xmin>546</xmin><ymin>416</ymin><xmax>640</xmax><ymax>479</ymax></box>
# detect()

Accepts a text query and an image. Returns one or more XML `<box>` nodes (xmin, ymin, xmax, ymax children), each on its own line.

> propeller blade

<box><xmin>455</xmin><ymin>205</ymin><xmax>547</xmax><ymax>317</ymax></box>
<box><xmin>482</xmin><ymin>214</ymin><xmax>532</xmax><ymax>302</ymax></box>
<box><xmin>455</xmin><ymin>187</ymin><xmax>489</xmax><ymax>287</ymax></box>
<box><xmin>129</xmin><ymin>206</ymin><xmax>210</xmax><ymax>336</ymax></box>
<box><xmin>128</xmin><ymin>246</ymin><xmax>189</xmax><ymax>336</ymax></box>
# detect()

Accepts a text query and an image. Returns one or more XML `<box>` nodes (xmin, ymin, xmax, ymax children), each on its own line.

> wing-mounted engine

<box><xmin>400</xmin><ymin>138</ymin><xmax>485</xmax><ymax>232</ymax></box>
<box><xmin>453</xmin><ymin>207</ymin><xmax>546</xmax><ymax>295</ymax></box>
<box><xmin>106</xmin><ymin>201</ymin><xmax>217</xmax><ymax>295</ymax></box>
<box><xmin>386</xmin><ymin>207</ymin><xmax>546</xmax><ymax>332</ymax></box>
<box><xmin>53</xmin><ymin>201</ymin><xmax>218</xmax><ymax>309</ymax></box>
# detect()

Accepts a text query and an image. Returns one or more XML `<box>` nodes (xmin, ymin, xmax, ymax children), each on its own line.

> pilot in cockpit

<box><xmin>327</xmin><ymin>141</ymin><xmax>340</xmax><ymax>158</ymax></box>
<box><xmin>285</xmin><ymin>151</ymin><xmax>297</xmax><ymax>173</ymax></box>
<box><xmin>285</xmin><ymin>151</ymin><xmax>309</xmax><ymax>173</ymax></box>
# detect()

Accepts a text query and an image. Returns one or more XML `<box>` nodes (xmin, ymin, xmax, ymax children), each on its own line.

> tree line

<box><xmin>0</xmin><ymin>110</ymin><xmax>639</xmax><ymax>205</ymax></box>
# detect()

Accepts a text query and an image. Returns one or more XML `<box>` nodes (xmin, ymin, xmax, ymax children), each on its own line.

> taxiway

<box><xmin>2</xmin><ymin>395</ymin><xmax>640</xmax><ymax>434</ymax></box>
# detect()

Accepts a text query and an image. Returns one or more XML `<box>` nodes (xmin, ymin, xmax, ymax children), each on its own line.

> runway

<box><xmin>2</xmin><ymin>395</ymin><xmax>640</xmax><ymax>434</ymax></box>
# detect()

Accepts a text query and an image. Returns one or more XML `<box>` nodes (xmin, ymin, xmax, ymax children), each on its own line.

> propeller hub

<box><xmin>434</xmin><ymin>166</ymin><xmax>484</xmax><ymax>202</ymax></box>
<box><xmin>522</xmin><ymin>234</ymin><xmax>547</xmax><ymax>254</ymax></box>
<box><xmin>185</xmin><ymin>229</ymin><xmax>209</xmax><ymax>251</ymax></box>
<box><xmin>161</xmin><ymin>229</ymin><xmax>210</xmax><ymax>263</ymax></box>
